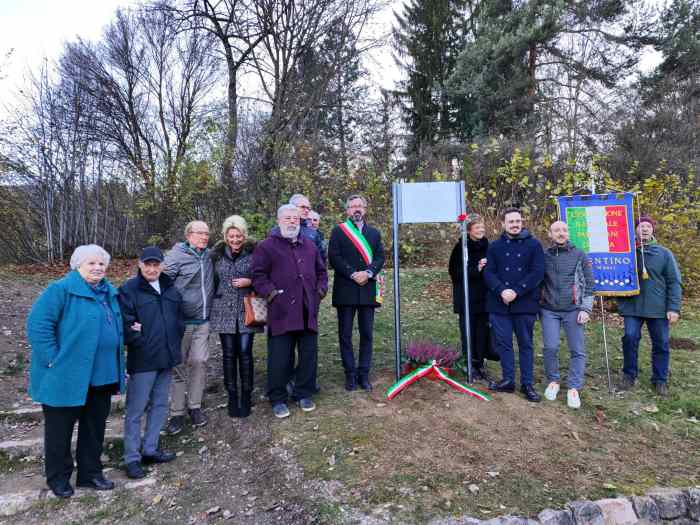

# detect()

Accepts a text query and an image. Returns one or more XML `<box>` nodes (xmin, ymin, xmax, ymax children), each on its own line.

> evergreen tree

<box><xmin>393</xmin><ymin>0</ymin><xmax>469</xmax><ymax>156</ymax></box>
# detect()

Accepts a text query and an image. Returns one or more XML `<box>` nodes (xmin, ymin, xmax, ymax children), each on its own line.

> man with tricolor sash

<box><xmin>328</xmin><ymin>194</ymin><xmax>386</xmax><ymax>391</ymax></box>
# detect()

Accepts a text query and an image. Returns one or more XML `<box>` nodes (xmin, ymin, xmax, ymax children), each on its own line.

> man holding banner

<box><xmin>329</xmin><ymin>195</ymin><xmax>386</xmax><ymax>392</ymax></box>
<box><xmin>617</xmin><ymin>216</ymin><xmax>682</xmax><ymax>397</ymax></box>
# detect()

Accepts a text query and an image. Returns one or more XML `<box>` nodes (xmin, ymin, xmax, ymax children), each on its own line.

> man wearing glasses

<box><xmin>289</xmin><ymin>194</ymin><xmax>326</xmax><ymax>264</ymax></box>
<box><xmin>163</xmin><ymin>221</ymin><xmax>215</xmax><ymax>434</ymax></box>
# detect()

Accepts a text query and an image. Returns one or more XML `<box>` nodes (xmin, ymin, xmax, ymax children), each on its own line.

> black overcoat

<box><xmin>328</xmin><ymin>222</ymin><xmax>386</xmax><ymax>307</ymax></box>
<box><xmin>448</xmin><ymin>236</ymin><xmax>489</xmax><ymax>315</ymax></box>
<box><xmin>118</xmin><ymin>272</ymin><xmax>185</xmax><ymax>374</ymax></box>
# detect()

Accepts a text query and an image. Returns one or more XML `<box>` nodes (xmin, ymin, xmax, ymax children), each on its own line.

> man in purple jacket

<box><xmin>252</xmin><ymin>204</ymin><xmax>328</xmax><ymax>418</ymax></box>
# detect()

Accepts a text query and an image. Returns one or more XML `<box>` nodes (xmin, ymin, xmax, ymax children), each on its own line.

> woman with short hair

<box><xmin>210</xmin><ymin>215</ymin><xmax>261</xmax><ymax>418</ymax></box>
<box><xmin>26</xmin><ymin>244</ymin><xmax>125</xmax><ymax>498</ymax></box>
<box><xmin>448</xmin><ymin>215</ymin><xmax>495</xmax><ymax>381</ymax></box>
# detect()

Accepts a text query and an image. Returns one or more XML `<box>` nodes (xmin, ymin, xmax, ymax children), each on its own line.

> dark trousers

<box><xmin>267</xmin><ymin>330</ymin><xmax>318</xmax><ymax>404</ymax></box>
<box><xmin>220</xmin><ymin>333</ymin><xmax>255</xmax><ymax>416</ymax></box>
<box><xmin>42</xmin><ymin>387</ymin><xmax>112</xmax><ymax>489</ymax></box>
<box><xmin>490</xmin><ymin>313</ymin><xmax>536</xmax><ymax>385</ymax></box>
<box><xmin>459</xmin><ymin>312</ymin><xmax>490</xmax><ymax>369</ymax></box>
<box><xmin>622</xmin><ymin>316</ymin><xmax>670</xmax><ymax>384</ymax></box>
<box><xmin>337</xmin><ymin>305</ymin><xmax>375</xmax><ymax>379</ymax></box>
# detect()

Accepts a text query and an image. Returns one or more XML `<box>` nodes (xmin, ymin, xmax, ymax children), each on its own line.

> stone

<box><xmin>630</xmin><ymin>496</ymin><xmax>661</xmax><ymax>524</ymax></box>
<box><xmin>0</xmin><ymin>491</ymin><xmax>41</xmax><ymax>517</ymax></box>
<box><xmin>685</xmin><ymin>488</ymin><xmax>700</xmax><ymax>521</ymax></box>
<box><xmin>482</xmin><ymin>515</ymin><xmax>538</xmax><ymax>525</ymax></box>
<box><xmin>647</xmin><ymin>489</ymin><xmax>687</xmax><ymax>520</ymax></box>
<box><xmin>428</xmin><ymin>517</ymin><xmax>482</xmax><ymax>525</ymax></box>
<box><xmin>567</xmin><ymin>500</ymin><xmax>604</xmax><ymax>525</ymax></box>
<box><xmin>538</xmin><ymin>508</ymin><xmax>574</xmax><ymax>525</ymax></box>
<box><xmin>594</xmin><ymin>498</ymin><xmax>637</xmax><ymax>525</ymax></box>
<box><xmin>124</xmin><ymin>477</ymin><xmax>157</xmax><ymax>490</ymax></box>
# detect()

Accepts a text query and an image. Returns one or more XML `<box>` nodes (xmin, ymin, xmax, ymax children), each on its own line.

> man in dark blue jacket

<box><xmin>484</xmin><ymin>208</ymin><xmax>545</xmax><ymax>402</ymax></box>
<box><xmin>119</xmin><ymin>247</ymin><xmax>185</xmax><ymax>479</ymax></box>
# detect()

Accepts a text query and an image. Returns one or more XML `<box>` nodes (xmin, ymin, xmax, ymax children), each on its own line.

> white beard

<box><xmin>281</xmin><ymin>224</ymin><xmax>300</xmax><ymax>239</ymax></box>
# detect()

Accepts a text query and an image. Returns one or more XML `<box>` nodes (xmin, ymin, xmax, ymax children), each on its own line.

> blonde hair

<box><xmin>221</xmin><ymin>215</ymin><xmax>248</xmax><ymax>239</ymax></box>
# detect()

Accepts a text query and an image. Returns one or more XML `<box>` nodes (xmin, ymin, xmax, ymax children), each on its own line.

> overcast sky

<box><xmin>0</xmin><ymin>0</ymin><xmax>663</xmax><ymax>113</ymax></box>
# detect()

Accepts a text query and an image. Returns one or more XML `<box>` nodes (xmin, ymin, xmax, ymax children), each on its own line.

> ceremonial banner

<box><xmin>558</xmin><ymin>193</ymin><xmax>640</xmax><ymax>296</ymax></box>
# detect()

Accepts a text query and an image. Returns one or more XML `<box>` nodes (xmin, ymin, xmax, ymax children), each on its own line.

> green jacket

<box><xmin>617</xmin><ymin>242</ymin><xmax>682</xmax><ymax>318</ymax></box>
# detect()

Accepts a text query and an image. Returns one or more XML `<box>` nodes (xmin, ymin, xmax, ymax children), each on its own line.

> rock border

<box><xmin>430</xmin><ymin>487</ymin><xmax>700</xmax><ymax>525</ymax></box>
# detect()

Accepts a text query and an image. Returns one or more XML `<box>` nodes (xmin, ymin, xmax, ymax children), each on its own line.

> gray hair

<box><xmin>184</xmin><ymin>220</ymin><xmax>208</xmax><ymax>237</ymax></box>
<box><xmin>70</xmin><ymin>244</ymin><xmax>111</xmax><ymax>270</ymax></box>
<box><xmin>277</xmin><ymin>204</ymin><xmax>299</xmax><ymax>218</ymax></box>
<box><xmin>309</xmin><ymin>210</ymin><xmax>320</xmax><ymax>220</ymax></box>
<box><xmin>289</xmin><ymin>193</ymin><xmax>309</xmax><ymax>206</ymax></box>
<box><xmin>221</xmin><ymin>215</ymin><xmax>248</xmax><ymax>238</ymax></box>
<box><xmin>345</xmin><ymin>194</ymin><xmax>367</xmax><ymax>209</ymax></box>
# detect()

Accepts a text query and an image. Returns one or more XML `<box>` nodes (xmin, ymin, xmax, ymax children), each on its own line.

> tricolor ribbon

<box><xmin>386</xmin><ymin>361</ymin><xmax>491</xmax><ymax>401</ymax></box>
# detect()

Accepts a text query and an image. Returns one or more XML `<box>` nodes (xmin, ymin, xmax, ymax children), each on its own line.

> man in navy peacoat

<box><xmin>483</xmin><ymin>207</ymin><xmax>545</xmax><ymax>402</ymax></box>
<box><xmin>252</xmin><ymin>204</ymin><xmax>328</xmax><ymax>419</ymax></box>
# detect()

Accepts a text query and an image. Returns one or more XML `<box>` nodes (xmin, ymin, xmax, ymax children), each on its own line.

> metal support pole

<box><xmin>392</xmin><ymin>183</ymin><xmax>402</xmax><ymax>381</ymax></box>
<box><xmin>599</xmin><ymin>296</ymin><xmax>614</xmax><ymax>395</ymax></box>
<box><xmin>459</xmin><ymin>184</ymin><xmax>473</xmax><ymax>383</ymax></box>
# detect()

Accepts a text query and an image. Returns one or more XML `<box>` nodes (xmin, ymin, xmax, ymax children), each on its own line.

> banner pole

<box><xmin>459</xmin><ymin>182</ymin><xmax>473</xmax><ymax>383</ymax></box>
<box><xmin>599</xmin><ymin>296</ymin><xmax>614</xmax><ymax>395</ymax></box>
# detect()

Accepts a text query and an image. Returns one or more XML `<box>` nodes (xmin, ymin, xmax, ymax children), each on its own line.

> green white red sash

<box><xmin>338</xmin><ymin>219</ymin><xmax>384</xmax><ymax>304</ymax></box>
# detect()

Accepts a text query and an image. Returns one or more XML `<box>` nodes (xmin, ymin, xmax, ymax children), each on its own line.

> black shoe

<box><xmin>125</xmin><ymin>461</ymin><xmax>146</xmax><ymax>479</ymax></box>
<box><xmin>475</xmin><ymin>367</ymin><xmax>494</xmax><ymax>383</ymax></box>
<box><xmin>617</xmin><ymin>374</ymin><xmax>636</xmax><ymax>391</ymax></box>
<box><xmin>489</xmin><ymin>379</ymin><xmax>516</xmax><ymax>393</ymax></box>
<box><xmin>345</xmin><ymin>374</ymin><xmax>357</xmax><ymax>391</ymax></box>
<box><xmin>239</xmin><ymin>391</ymin><xmax>252</xmax><ymax>418</ymax></box>
<box><xmin>521</xmin><ymin>384</ymin><xmax>541</xmax><ymax>403</ymax></box>
<box><xmin>77</xmin><ymin>475</ymin><xmax>115</xmax><ymax>491</ymax></box>
<box><xmin>165</xmin><ymin>415</ymin><xmax>184</xmax><ymax>435</ymax></box>
<box><xmin>142</xmin><ymin>450</ymin><xmax>176</xmax><ymax>464</ymax></box>
<box><xmin>227</xmin><ymin>391</ymin><xmax>240</xmax><ymax>418</ymax></box>
<box><xmin>49</xmin><ymin>481</ymin><xmax>74</xmax><ymax>498</ymax></box>
<box><xmin>189</xmin><ymin>408</ymin><xmax>208</xmax><ymax>428</ymax></box>
<box><xmin>654</xmin><ymin>382</ymin><xmax>668</xmax><ymax>398</ymax></box>
<box><xmin>357</xmin><ymin>376</ymin><xmax>372</xmax><ymax>391</ymax></box>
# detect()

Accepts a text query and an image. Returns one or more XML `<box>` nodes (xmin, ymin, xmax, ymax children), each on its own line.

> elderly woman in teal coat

<box><xmin>27</xmin><ymin>244</ymin><xmax>126</xmax><ymax>499</ymax></box>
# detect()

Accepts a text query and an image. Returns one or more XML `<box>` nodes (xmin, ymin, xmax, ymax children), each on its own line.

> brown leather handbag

<box><xmin>243</xmin><ymin>293</ymin><xmax>267</xmax><ymax>326</ymax></box>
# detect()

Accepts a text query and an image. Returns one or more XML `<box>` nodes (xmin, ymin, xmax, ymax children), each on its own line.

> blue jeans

<box><xmin>123</xmin><ymin>369</ymin><xmax>172</xmax><ymax>464</ymax></box>
<box><xmin>540</xmin><ymin>309</ymin><xmax>586</xmax><ymax>390</ymax></box>
<box><xmin>622</xmin><ymin>316</ymin><xmax>670</xmax><ymax>384</ymax></box>
<box><xmin>490</xmin><ymin>313</ymin><xmax>536</xmax><ymax>385</ymax></box>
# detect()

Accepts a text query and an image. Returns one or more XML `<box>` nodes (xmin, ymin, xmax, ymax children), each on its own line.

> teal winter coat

<box><xmin>26</xmin><ymin>270</ymin><xmax>126</xmax><ymax>407</ymax></box>
<box><xmin>617</xmin><ymin>242</ymin><xmax>682</xmax><ymax>318</ymax></box>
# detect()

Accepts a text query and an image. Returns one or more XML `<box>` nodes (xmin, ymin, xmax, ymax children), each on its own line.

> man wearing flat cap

<box><xmin>118</xmin><ymin>247</ymin><xmax>185</xmax><ymax>479</ymax></box>
<box><xmin>617</xmin><ymin>216</ymin><xmax>682</xmax><ymax>397</ymax></box>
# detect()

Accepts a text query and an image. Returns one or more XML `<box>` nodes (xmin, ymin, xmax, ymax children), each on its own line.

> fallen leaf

<box><xmin>206</xmin><ymin>506</ymin><xmax>221</xmax><ymax>515</ymax></box>
<box><xmin>152</xmin><ymin>494</ymin><xmax>163</xmax><ymax>504</ymax></box>
<box><xmin>642</xmin><ymin>404</ymin><xmax>659</xmax><ymax>413</ymax></box>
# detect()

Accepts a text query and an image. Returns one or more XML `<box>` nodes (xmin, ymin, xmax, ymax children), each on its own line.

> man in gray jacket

<box><xmin>540</xmin><ymin>221</ymin><xmax>594</xmax><ymax>409</ymax></box>
<box><xmin>162</xmin><ymin>221</ymin><xmax>215</xmax><ymax>434</ymax></box>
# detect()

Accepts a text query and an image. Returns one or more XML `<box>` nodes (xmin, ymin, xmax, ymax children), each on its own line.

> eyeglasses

<box><xmin>297</xmin><ymin>205</ymin><xmax>311</xmax><ymax>210</ymax></box>
<box><xmin>190</xmin><ymin>231</ymin><xmax>210</xmax><ymax>236</ymax></box>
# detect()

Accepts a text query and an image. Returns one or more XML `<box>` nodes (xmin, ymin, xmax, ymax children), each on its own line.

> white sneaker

<box><xmin>544</xmin><ymin>382</ymin><xmax>560</xmax><ymax>401</ymax></box>
<box><xmin>567</xmin><ymin>388</ymin><xmax>581</xmax><ymax>409</ymax></box>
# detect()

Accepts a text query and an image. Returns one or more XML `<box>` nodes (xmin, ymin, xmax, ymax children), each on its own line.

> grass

<box><xmin>265</xmin><ymin>268</ymin><xmax>700</xmax><ymax>522</ymax></box>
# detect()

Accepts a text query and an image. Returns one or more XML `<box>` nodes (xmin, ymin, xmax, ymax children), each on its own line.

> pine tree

<box><xmin>393</xmin><ymin>0</ymin><xmax>469</xmax><ymax>157</ymax></box>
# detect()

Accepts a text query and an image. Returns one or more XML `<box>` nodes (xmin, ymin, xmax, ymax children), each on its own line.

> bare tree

<box><xmin>155</xmin><ymin>0</ymin><xmax>267</xmax><ymax>189</ymax></box>
<box><xmin>60</xmin><ymin>7</ymin><xmax>218</xmax><ymax>237</ymax></box>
